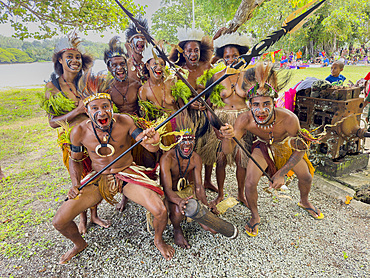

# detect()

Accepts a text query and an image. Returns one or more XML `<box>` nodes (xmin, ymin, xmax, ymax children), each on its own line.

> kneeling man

<box><xmin>160</xmin><ymin>127</ymin><xmax>218</xmax><ymax>249</ymax></box>
<box><xmin>52</xmin><ymin>72</ymin><xmax>174</xmax><ymax>264</ymax></box>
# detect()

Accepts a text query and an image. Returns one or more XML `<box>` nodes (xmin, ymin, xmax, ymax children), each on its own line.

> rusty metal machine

<box><xmin>294</xmin><ymin>86</ymin><xmax>369</xmax><ymax>176</ymax></box>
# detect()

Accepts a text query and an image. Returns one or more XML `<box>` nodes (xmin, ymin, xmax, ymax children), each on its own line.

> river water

<box><xmin>0</xmin><ymin>60</ymin><xmax>107</xmax><ymax>89</ymax></box>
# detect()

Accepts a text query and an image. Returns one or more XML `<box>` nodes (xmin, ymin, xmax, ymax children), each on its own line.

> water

<box><xmin>0</xmin><ymin>60</ymin><xmax>107</xmax><ymax>89</ymax></box>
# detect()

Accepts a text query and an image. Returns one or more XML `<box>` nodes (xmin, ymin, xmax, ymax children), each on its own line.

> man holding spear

<box><xmin>52</xmin><ymin>72</ymin><xmax>175</xmax><ymax>263</ymax></box>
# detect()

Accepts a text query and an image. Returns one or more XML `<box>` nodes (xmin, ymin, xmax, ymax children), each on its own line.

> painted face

<box><xmin>223</xmin><ymin>46</ymin><xmax>239</xmax><ymax>66</ymax></box>
<box><xmin>330</xmin><ymin>63</ymin><xmax>341</xmax><ymax>77</ymax></box>
<box><xmin>59</xmin><ymin>50</ymin><xmax>82</xmax><ymax>73</ymax></box>
<box><xmin>86</xmin><ymin>99</ymin><xmax>114</xmax><ymax>131</ymax></box>
<box><xmin>147</xmin><ymin>58</ymin><xmax>165</xmax><ymax>80</ymax></box>
<box><xmin>108</xmin><ymin>56</ymin><xmax>128</xmax><ymax>82</ymax></box>
<box><xmin>250</xmin><ymin>96</ymin><xmax>274</xmax><ymax>125</ymax></box>
<box><xmin>183</xmin><ymin>41</ymin><xmax>200</xmax><ymax>66</ymax></box>
<box><xmin>130</xmin><ymin>34</ymin><xmax>146</xmax><ymax>54</ymax></box>
<box><xmin>177</xmin><ymin>137</ymin><xmax>195</xmax><ymax>159</ymax></box>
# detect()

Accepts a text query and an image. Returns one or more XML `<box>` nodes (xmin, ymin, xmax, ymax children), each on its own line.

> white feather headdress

<box><xmin>177</xmin><ymin>26</ymin><xmax>205</xmax><ymax>42</ymax></box>
<box><xmin>213</xmin><ymin>33</ymin><xmax>251</xmax><ymax>49</ymax></box>
<box><xmin>142</xmin><ymin>46</ymin><xmax>164</xmax><ymax>64</ymax></box>
<box><xmin>54</xmin><ymin>32</ymin><xmax>84</xmax><ymax>54</ymax></box>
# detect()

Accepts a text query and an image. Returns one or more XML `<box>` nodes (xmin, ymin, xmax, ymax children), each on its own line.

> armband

<box><xmin>131</xmin><ymin>127</ymin><xmax>143</xmax><ymax>140</ymax></box>
<box><xmin>71</xmin><ymin>145</ymin><xmax>84</xmax><ymax>153</ymax></box>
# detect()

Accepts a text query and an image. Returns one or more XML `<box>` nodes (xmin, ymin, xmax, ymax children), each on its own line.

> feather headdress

<box><xmin>177</xmin><ymin>26</ymin><xmax>205</xmax><ymax>42</ymax></box>
<box><xmin>214</xmin><ymin>32</ymin><xmax>251</xmax><ymax>49</ymax></box>
<box><xmin>125</xmin><ymin>15</ymin><xmax>150</xmax><ymax>42</ymax></box>
<box><xmin>242</xmin><ymin>62</ymin><xmax>291</xmax><ymax>99</ymax></box>
<box><xmin>78</xmin><ymin>71</ymin><xmax>113</xmax><ymax>106</ymax></box>
<box><xmin>142</xmin><ymin>45</ymin><xmax>165</xmax><ymax>64</ymax></box>
<box><xmin>104</xmin><ymin>36</ymin><xmax>127</xmax><ymax>64</ymax></box>
<box><xmin>54</xmin><ymin>31</ymin><xmax>84</xmax><ymax>54</ymax></box>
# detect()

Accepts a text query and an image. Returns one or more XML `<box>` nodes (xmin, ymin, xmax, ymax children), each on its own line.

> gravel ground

<box><xmin>1</xmin><ymin>167</ymin><xmax>369</xmax><ymax>278</ymax></box>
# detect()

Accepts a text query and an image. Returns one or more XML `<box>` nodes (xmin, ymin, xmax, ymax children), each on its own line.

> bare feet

<box><xmin>116</xmin><ymin>194</ymin><xmax>128</xmax><ymax>212</ymax></box>
<box><xmin>210</xmin><ymin>194</ymin><xmax>224</xmax><ymax>206</ymax></box>
<box><xmin>78</xmin><ymin>211</ymin><xmax>88</xmax><ymax>235</ymax></box>
<box><xmin>237</xmin><ymin>195</ymin><xmax>250</xmax><ymax>208</ymax></box>
<box><xmin>59</xmin><ymin>242</ymin><xmax>88</xmax><ymax>264</ymax></box>
<box><xmin>91</xmin><ymin>216</ymin><xmax>111</xmax><ymax>228</ymax></box>
<box><xmin>174</xmin><ymin>229</ymin><xmax>190</xmax><ymax>249</ymax></box>
<box><xmin>154</xmin><ymin>239</ymin><xmax>175</xmax><ymax>260</ymax></box>
<box><xmin>245</xmin><ymin>216</ymin><xmax>260</xmax><ymax>237</ymax></box>
<box><xmin>204</xmin><ymin>181</ymin><xmax>218</xmax><ymax>193</ymax></box>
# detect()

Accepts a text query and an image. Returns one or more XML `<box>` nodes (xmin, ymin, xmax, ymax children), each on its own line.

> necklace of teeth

<box><xmin>255</xmin><ymin>113</ymin><xmax>276</xmax><ymax>129</ymax></box>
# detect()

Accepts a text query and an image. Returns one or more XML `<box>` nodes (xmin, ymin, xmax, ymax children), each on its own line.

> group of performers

<box><xmin>41</xmin><ymin>17</ymin><xmax>323</xmax><ymax>264</ymax></box>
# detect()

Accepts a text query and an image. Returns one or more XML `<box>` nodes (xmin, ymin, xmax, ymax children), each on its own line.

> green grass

<box><xmin>0</xmin><ymin>87</ymin><xmax>69</xmax><ymax>258</ymax></box>
<box><xmin>285</xmin><ymin>65</ymin><xmax>370</xmax><ymax>90</ymax></box>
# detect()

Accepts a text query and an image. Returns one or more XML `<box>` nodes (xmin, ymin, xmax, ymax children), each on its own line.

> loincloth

<box><xmin>198</xmin><ymin>108</ymin><xmax>253</xmax><ymax>168</ymax></box>
<box><xmin>80</xmin><ymin>163</ymin><xmax>163</xmax><ymax>205</ymax></box>
<box><xmin>252</xmin><ymin>138</ymin><xmax>315</xmax><ymax>178</ymax></box>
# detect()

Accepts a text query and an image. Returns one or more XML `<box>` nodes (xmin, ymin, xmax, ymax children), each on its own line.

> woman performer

<box><xmin>168</xmin><ymin>26</ymin><xmax>218</xmax><ymax>192</ymax></box>
<box><xmin>42</xmin><ymin>33</ymin><xmax>109</xmax><ymax>234</ymax></box>
<box><xmin>199</xmin><ymin>33</ymin><xmax>253</xmax><ymax>206</ymax></box>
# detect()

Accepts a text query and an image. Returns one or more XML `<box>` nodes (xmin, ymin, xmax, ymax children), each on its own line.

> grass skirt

<box><xmin>198</xmin><ymin>108</ymin><xmax>253</xmax><ymax>168</ymax></box>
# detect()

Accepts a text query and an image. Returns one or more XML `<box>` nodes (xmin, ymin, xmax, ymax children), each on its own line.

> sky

<box><xmin>0</xmin><ymin>0</ymin><xmax>162</xmax><ymax>43</ymax></box>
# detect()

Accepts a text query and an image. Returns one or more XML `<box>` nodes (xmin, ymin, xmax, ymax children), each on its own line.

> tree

<box><xmin>6</xmin><ymin>48</ymin><xmax>33</xmax><ymax>62</ymax></box>
<box><xmin>0</xmin><ymin>0</ymin><xmax>145</xmax><ymax>40</ymax></box>
<box><xmin>0</xmin><ymin>48</ymin><xmax>16</xmax><ymax>63</ymax></box>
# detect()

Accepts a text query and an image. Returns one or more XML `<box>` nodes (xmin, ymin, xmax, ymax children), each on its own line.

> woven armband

<box><xmin>71</xmin><ymin>144</ymin><xmax>84</xmax><ymax>153</ymax></box>
<box><xmin>131</xmin><ymin>127</ymin><xmax>143</xmax><ymax>140</ymax></box>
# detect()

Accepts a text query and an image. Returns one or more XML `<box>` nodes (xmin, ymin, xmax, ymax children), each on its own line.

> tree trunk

<box><xmin>213</xmin><ymin>0</ymin><xmax>268</xmax><ymax>39</ymax></box>
<box><xmin>227</xmin><ymin>0</ymin><xmax>267</xmax><ymax>33</ymax></box>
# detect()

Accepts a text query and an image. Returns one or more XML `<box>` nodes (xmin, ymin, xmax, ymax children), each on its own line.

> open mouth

<box><xmin>136</xmin><ymin>42</ymin><xmax>145</xmax><ymax>52</ymax></box>
<box><xmin>155</xmin><ymin>69</ymin><xmax>163</xmax><ymax>77</ymax></box>
<box><xmin>98</xmin><ymin>118</ymin><xmax>109</xmax><ymax>125</ymax></box>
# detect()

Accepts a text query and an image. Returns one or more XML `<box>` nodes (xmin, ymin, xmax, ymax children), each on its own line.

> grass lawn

<box><xmin>285</xmin><ymin>65</ymin><xmax>370</xmax><ymax>90</ymax></box>
<box><xmin>0</xmin><ymin>64</ymin><xmax>369</xmax><ymax>259</ymax></box>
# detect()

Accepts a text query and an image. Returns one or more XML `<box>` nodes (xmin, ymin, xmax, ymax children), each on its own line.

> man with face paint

<box><xmin>169</xmin><ymin>26</ymin><xmax>217</xmax><ymax>193</ymax></box>
<box><xmin>104</xmin><ymin>36</ymin><xmax>141</xmax><ymax>115</ymax></box>
<box><xmin>160</xmin><ymin>124</ymin><xmax>218</xmax><ymax>249</ymax></box>
<box><xmin>104</xmin><ymin>37</ymin><xmax>158</xmax><ymax>212</ymax></box>
<box><xmin>220</xmin><ymin>63</ymin><xmax>323</xmax><ymax>237</ymax></box>
<box><xmin>53</xmin><ymin>72</ymin><xmax>175</xmax><ymax>264</ymax></box>
<box><xmin>125</xmin><ymin>16</ymin><xmax>150</xmax><ymax>83</ymax></box>
<box><xmin>42</xmin><ymin>33</ymin><xmax>110</xmax><ymax>235</ymax></box>
<box><xmin>199</xmin><ymin>33</ymin><xmax>253</xmax><ymax>207</ymax></box>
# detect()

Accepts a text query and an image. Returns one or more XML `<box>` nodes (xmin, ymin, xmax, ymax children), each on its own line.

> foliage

<box><xmin>152</xmin><ymin>0</ymin><xmax>227</xmax><ymax>43</ymax></box>
<box><xmin>4</xmin><ymin>48</ymin><xmax>33</xmax><ymax>63</ymax></box>
<box><xmin>0</xmin><ymin>0</ymin><xmax>145</xmax><ymax>40</ymax></box>
<box><xmin>0</xmin><ymin>47</ymin><xmax>16</xmax><ymax>63</ymax></box>
<box><xmin>151</xmin><ymin>0</ymin><xmax>369</xmax><ymax>59</ymax></box>
<box><xmin>0</xmin><ymin>35</ymin><xmax>107</xmax><ymax>63</ymax></box>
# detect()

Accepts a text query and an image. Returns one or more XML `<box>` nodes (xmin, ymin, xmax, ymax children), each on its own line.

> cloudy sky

<box><xmin>0</xmin><ymin>0</ymin><xmax>162</xmax><ymax>42</ymax></box>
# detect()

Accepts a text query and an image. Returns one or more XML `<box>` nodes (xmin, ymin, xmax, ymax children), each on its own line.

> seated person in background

<box><xmin>325</xmin><ymin>61</ymin><xmax>346</xmax><ymax>85</ymax></box>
